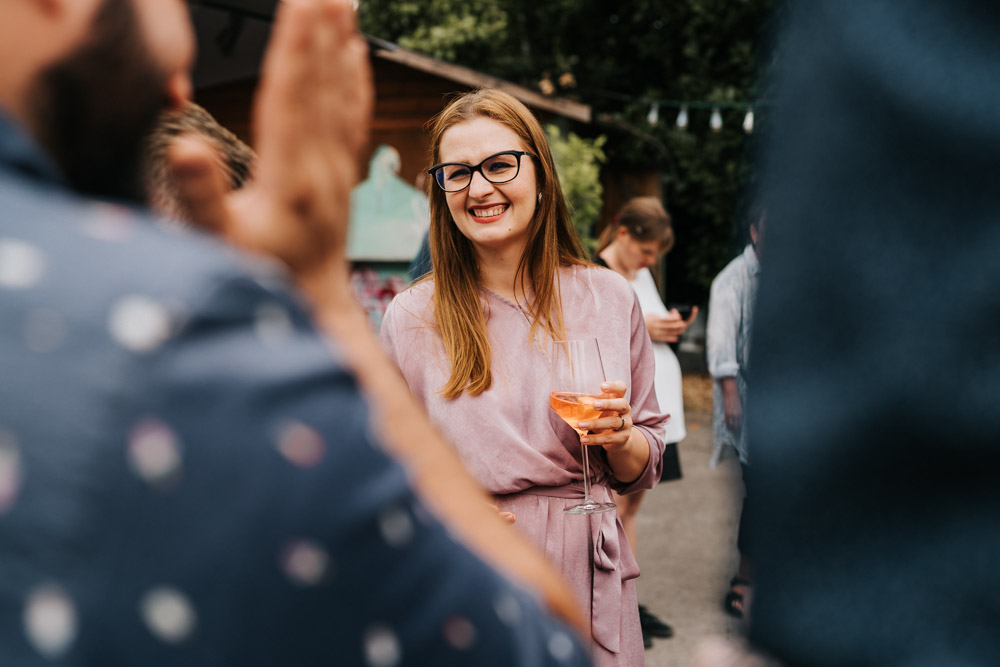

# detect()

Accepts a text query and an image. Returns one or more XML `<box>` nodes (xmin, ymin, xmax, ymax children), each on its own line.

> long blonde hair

<box><xmin>426</xmin><ymin>88</ymin><xmax>588</xmax><ymax>399</ymax></box>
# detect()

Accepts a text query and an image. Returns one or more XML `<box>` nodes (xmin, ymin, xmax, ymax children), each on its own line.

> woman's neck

<box><xmin>598</xmin><ymin>243</ymin><xmax>637</xmax><ymax>281</ymax></box>
<box><xmin>476</xmin><ymin>246</ymin><xmax>526</xmax><ymax>302</ymax></box>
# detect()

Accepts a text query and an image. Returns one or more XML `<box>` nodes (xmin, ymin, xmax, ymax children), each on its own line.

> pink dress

<box><xmin>380</xmin><ymin>265</ymin><xmax>667</xmax><ymax>665</ymax></box>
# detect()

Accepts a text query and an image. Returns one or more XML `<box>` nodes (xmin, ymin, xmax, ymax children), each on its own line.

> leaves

<box><xmin>545</xmin><ymin>125</ymin><xmax>606</xmax><ymax>254</ymax></box>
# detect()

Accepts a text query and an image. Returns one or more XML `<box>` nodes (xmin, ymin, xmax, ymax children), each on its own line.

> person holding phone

<box><xmin>594</xmin><ymin>196</ymin><xmax>697</xmax><ymax>647</ymax></box>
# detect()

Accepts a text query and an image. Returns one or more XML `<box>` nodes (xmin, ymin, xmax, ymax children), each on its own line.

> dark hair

<box><xmin>596</xmin><ymin>196</ymin><xmax>674</xmax><ymax>253</ymax></box>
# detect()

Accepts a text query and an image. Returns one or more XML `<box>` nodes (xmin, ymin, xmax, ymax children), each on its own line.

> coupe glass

<box><xmin>549</xmin><ymin>338</ymin><xmax>617</xmax><ymax>515</ymax></box>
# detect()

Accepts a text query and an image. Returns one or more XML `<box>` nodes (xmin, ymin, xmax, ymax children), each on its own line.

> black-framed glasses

<box><xmin>428</xmin><ymin>150</ymin><xmax>538</xmax><ymax>193</ymax></box>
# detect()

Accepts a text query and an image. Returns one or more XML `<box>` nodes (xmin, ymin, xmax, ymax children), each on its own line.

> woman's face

<box><xmin>436</xmin><ymin>117</ymin><xmax>538</xmax><ymax>259</ymax></box>
<box><xmin>615</xmin><ymin>228</ymin><xmax>664</xmax><ymax>274</ymax></box>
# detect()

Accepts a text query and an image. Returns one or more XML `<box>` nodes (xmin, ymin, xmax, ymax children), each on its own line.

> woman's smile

<box><xmin>469</xmin><ymin>203</ymin><xmax>510</xmax><ymax>221</ymax></box>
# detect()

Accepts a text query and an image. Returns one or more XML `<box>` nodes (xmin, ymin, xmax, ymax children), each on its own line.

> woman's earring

<box><xmin>537</xmin><ymin>192</ymin><xmax>543</xmax><ymax>204</ymax></box>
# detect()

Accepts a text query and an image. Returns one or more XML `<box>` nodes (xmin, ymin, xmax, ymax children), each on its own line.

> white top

<box><xmin>630</xmin><ymin>268</ymin><xmax>687</xmax><ymax>444</ymax></box>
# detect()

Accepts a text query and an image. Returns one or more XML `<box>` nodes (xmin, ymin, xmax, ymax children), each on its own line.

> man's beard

<box><xmin>29</xmin><ymin>0</ymin><xmax>172</xmax><ymax>204</ymax></box>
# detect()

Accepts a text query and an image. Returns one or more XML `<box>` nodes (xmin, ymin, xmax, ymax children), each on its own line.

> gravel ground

<box><xmin>633</xmin><ymin>374</ymin><xmax>749</xmax><ymax>666</ymax></box>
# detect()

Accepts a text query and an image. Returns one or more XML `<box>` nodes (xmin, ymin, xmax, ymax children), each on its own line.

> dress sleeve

<box><xmin>105</xmin><ymin>273</ymin><xmax>589</xmax><ymax>666</ymax></box>
<box><xmin>379</xmin><ymin>293</ymin><xmax>403</xmax><ymax>365</ymax></box>
<box><xmin>610</xmin><ymin>292</ymin><xmax>667</xmax><ymax>495</ymax></box>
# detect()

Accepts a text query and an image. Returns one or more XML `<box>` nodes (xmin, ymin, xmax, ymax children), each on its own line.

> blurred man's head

<box><xmin>10</xmin><ymin>0</ymin><xmax>195</xmax><ymax>202</ymax></box>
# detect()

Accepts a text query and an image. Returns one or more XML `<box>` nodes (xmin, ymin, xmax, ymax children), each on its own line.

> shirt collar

<box><xmin>0</xmin><ymin>107</ymin><xmax>67</xmax><ymax>187</ymax></box>
<box><xmin>743</xmin><ymin>243</ymin><xmax>760</xmax><ymax>275</ymax></box>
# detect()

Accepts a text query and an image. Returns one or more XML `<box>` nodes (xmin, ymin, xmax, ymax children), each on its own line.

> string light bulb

<box><xmin>675</xmin><ymin>105</ymin><xmax>689</xmax><ymax>131</ymax></box>
<box><xmin>743</xmin><ymin>107</ymin><xmax>754</xmax><ymax>134</ymax></box>
<box><xmin>647</xmin><ymin>103</ymin><xmax>660</xmax><ymax>126</ymax></box>
<box><xmin>710</xmin><ymin>107</ymin><xmax>723</xmax><ymax>132</ymax></box>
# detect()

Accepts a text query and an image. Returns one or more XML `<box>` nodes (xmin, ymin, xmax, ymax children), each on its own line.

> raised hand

<box><xmin>169</xmin><ymin>0</ymin><xmax>372</xmax><ymax>285</ymax></box>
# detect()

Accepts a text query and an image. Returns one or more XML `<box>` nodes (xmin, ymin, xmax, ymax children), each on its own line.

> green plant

<box><xmin>545</xmin><ymin>125</ymin><xmax>606</xmax><ymax>255</ymax></box>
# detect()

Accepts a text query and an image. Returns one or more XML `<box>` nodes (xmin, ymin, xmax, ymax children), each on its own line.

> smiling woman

<box><xmin>379</xmin><ymin>88</ymin><xmax>670</xmax><ymax>666</ymax></box>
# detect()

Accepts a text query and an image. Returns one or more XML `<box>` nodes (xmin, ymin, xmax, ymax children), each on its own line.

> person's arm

<box><xmin>165</xmin><ymin>0</ymin><xmax>584</xmax><ymax>635</ymax></box>
<box><xmin>300</xmin><ymin>262</ymin><xmax>581</xmax><ymax>627</ymax></box>
<box><xmin>707</xmin><ymin>270</ymin><xmax>743</xmax><ymax>432</ymax></box>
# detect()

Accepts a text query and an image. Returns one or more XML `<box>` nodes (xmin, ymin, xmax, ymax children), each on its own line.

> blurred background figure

<box><xmin>143</xmin><ymin>101</ymin><xmax>255</xmax><ymax>220</ymax></box>
<box><xmin>706</xmin><ymin>206</ymin><xmax>762</xmax><ymax>620</ymax></box>
<box><xmin>746</xmin><ymin>1</ymin><xmax>1000</xmax><ymax>665</ymax></box>
<box><xmin>594</xmin><ymin>196</ymin><xmax>697</xmax><ymax>648</ymax></box>
<box><xmin>347</xmin><ymin>144</ymin><xmax>429</xmax><ymax>268</ymax></box>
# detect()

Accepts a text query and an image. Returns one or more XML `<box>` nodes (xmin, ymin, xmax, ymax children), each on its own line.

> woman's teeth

<box><xmin>472</xmin><ymin>205</ymin><xmax>507</xmax><ymax>218</ymax></box>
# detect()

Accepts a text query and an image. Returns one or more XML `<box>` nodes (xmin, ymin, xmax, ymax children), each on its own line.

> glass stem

<box><xmin>579</xmin><ymin>435</ymin><xmax>594</xmax><ymax>503</ymax></box>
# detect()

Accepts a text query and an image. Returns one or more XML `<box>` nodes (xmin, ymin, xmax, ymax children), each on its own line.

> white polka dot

<box><xmin>23</xmin><ymin>584</ymin><xmax>77</xmax><ymax>658</ymax></box>
<box><xmin>274</xmin><ymin>421</ymin><xmax>326</xmax><ymax>468</ymax></box>
<box><xmin>493</xmin><ymin>592</ymin><xmax>522</xmax><ymax>627</ymax></box>
<box><xmin>23</xmin><ymin>308</ymin><xmax>67</xmax><ymax>352</ymax></box>
<box><xmin>0</xmin><ymin>431</ymin><xmax>22</xmax><ymax>514</ymax></box>
<box><xmin>281</xmin><ymin>540</ymin><xmax>332</xmax><ymax>586</ymax></box>
<box><xmin>442</xmin><ymin>615</ymin><xmax>477</xmax><ymax>650</ymax></box>
<box><xmin>109</xmin><ymin>295</ymin><xmax>171</xmax><ymax>352</ymax></box>
<box><xmin>140</xmin><ymin>587</ymin><xmax>197</xmax><ymax>644</ymax></box>
<box><xmin>0</xmin><ymin>238</ymin><xmax>46</xmax><ymax>289</ymax></box>
<box><xmin>548</xmin><ymin>631</ymin><xmax>576</xmax><ymax>662</ymax></box>
<box><xmin>363</xmin><ymin>624</ymin><xmax>401</xmax><ymax>667</ymax></box>
<box><xmin>81</xmin><ymin>206</ymin><xmax>135</xmax><ymax>241</ymax></box>
<box><xmin>254</xmin><ymin>301</ymin><xmax>293</xmax><ymax>348</ymax></box>
<box><xmin>377</xmin><ymin>507</ymin><xmax>414</xmax><ymax>548</ymax></box>
<box><xmin>127</xmin><ymin>419</ymin><xmax>182</xmax><ymax>487</ymax></box>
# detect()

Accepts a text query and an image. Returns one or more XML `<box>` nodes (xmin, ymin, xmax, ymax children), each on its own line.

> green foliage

<box><xmin>544</xmin><ymin>125</ymin><xmax>606</xmax><ymax>254</ymax></box>
<box><xmin>359</xmin><ymin>0</ymin><xmax>507</xmax><ymax>63</ymax></box>
<box><xmin>360</xmin><ymin>0</ymin><xmax>779</xmax><ymax>303</ymax></box>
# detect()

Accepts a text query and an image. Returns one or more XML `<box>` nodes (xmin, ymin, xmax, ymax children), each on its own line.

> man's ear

<box><xmin>615</xmin><ymin>225</ymin><xmax>630</xmax><ymax>242</ymax></box>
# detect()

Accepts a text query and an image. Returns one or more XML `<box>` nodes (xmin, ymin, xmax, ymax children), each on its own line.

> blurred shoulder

<box><xmin>384</xmin><ymin>278</ymin><xmax>436</xmax><ymax>324</ymax></box>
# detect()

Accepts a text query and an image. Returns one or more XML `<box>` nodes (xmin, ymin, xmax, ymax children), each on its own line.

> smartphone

<box><xmin>669</xmin><ymin>304</ymin><xmax>694</xmax><ymax>319</ymax></box>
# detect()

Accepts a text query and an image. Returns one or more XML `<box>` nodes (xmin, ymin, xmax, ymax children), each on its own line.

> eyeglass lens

<box><xmin>433</xmin><ymin>152</ymin><xmax>523</xmax><ymax>192</ymax></box>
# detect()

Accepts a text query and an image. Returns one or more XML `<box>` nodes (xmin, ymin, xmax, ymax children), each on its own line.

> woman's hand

<box><xmin>576</xmin><ymin>381</ymin><xmax>652</xmax><ymax>483</ymax></box>
<box><xmin>488</xmin><ymin>503</ymin><xmax>517</xmax><ymax>525</ymax></box>
<box><xmin>720</xmin><ymin>377</ymin><xmax>744</xmax><ymax>434</ymax></box>
<box><xmin>577</xmin><ymin>381</ymin><xmax>633</xmax><ymax>452</ymax></box>
<box><xmin>166</xmin><ymin>0</ymin><xmax>372</xmax><ymax>283</ymax></box>
<box><xmin>645</xmin><ymin>306</ymin><xmax>699</xmax><ymax>343</ymax></box>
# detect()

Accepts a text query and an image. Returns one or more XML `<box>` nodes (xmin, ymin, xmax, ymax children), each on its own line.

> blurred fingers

<box><xmin>164</xmin><ymin>135</ymin><xmax>232</xmax><ymax>235</ymax></box>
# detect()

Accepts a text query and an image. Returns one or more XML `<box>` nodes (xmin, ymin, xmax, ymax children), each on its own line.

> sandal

<box><xmin>723</xmin><ymin>577</ymin><xmax>751</xmax><ymax>618</ymax></box>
